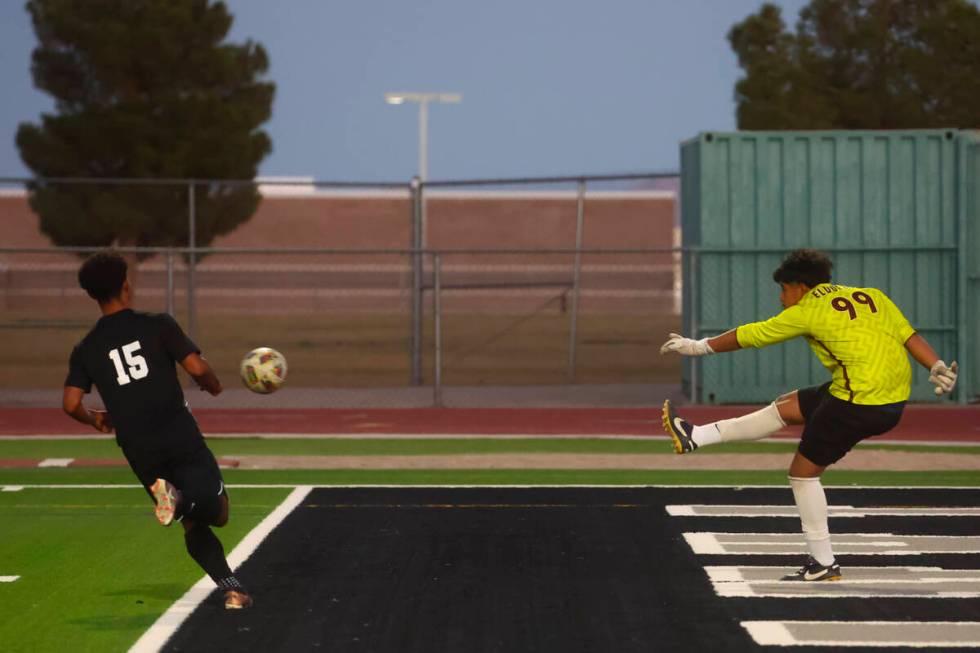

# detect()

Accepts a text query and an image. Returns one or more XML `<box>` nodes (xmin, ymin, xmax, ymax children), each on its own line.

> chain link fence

<box><xmin>0</xmin><ymin>173</ymin><xmax>682</xmax><ymax>408</ymax></box>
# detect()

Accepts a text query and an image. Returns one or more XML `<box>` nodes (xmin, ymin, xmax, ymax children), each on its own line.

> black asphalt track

<box><xmin>163</xmin><ymin>487</ymin><xmax>980</xmax><ymax>653</ymax></box>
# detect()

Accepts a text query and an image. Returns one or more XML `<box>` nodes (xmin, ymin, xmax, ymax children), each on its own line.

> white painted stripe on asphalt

<box><xmin>682</xmin><ymin>532</ymin><xmax>727</xmax><ymax>554</ymax></box>
<box><xmin>128</xmin><ymin>485</ymin><xmax>313</xmax><ymax>653</ymax></box>
<box><xmin>684</xmin><ymin>532</ymin><xmax>980</xmax><ymax>555</ymax></box>
<box><xmin>37</xmin><ymin>458</ymin><xmax>73</xmax><ymax>467</ymax></box>
<box><xmin>667</xmin><ymin>504</ymin><xmax>980</xmax><ymax>517</ymax></box>
<box><xmin>0</xmin><ymin>576</ymin><xmax>20</xmax><ymax>583</ymax></box>
<box><xmin>705</xmin><ymin>567</ymin><xmax>746</xmax><ymax>582</ymax></box>
<box><xmin>716</xmin><ymin>583</ymin><xmax>980</xmax><ymax>599</ymax></box>
<box><xmin>706</xmin><ymin>566</ymin><xmax>976</xmax><ymax>581</ymax></box>
<box><xmin>742</xmin><ymin>621</ymin><xmax>980</xmax><ymax>648</ymax></box>
<box><xmin>706</xmin><ymin>565</ymin><xmax>980</xmax><ymax>598</ymax></box>
<box><xmin>743</xmin><ymin>621</ymin><xmax>796</xmax><ymax>646</ymax></box>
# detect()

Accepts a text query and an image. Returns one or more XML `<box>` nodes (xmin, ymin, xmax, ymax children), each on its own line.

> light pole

<box><xmin>384</xmin><ymin>92</ymin><xmax>461</xmax><ymax>180</ymax></box>
<box><xmin>385</xmin><ymin>92</ymin><xmax>460</xmax><ymax>388</ymax></box>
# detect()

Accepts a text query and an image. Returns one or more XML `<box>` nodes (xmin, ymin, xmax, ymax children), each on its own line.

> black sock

<box><xmin>184</xmin><ymin>524</ymin><xmax>244</xmax><ymax>591</ymax></box>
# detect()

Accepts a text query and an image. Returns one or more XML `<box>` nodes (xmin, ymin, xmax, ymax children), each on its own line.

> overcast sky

<box><xmin>0</xmin><ymin>0</ymin><xmax>811</xmax><ymax>183</ymax></box>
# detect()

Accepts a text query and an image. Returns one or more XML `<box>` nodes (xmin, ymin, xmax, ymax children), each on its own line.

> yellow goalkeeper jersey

<box><xmin>735</xmin><ymin>283</ymin><xmax>917</xmax><ymax>405</ymax></box>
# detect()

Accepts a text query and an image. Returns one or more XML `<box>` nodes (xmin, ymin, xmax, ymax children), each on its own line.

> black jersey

<box><xmin>65</xmin><ymin>309</ymin><xmax>203</xmax><ymax>451</ymax></box>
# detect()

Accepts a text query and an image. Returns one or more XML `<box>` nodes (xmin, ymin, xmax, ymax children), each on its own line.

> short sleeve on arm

<box><xmin>736</xmin><ymin>305</ymin><xmax>810</xmax><ymax>349</ymax></box>
<box><xmin>160</xmin><ymin>314</ymin><xmax>200</xmax><ymax>362</ymax></box>
<box><xmin>64</xmin><ymin>344</ymin><xmax>92</xmax><ymax>392</ymax></box>
<box><xmin>879</xmin><ymin>291</ymin><xmax>917</xmax><ymax>343</ymax></box>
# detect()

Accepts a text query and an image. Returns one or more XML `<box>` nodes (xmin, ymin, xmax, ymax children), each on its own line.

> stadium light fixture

<box><xmin>384</xmin><ymin>92</ymin><xmax>462</xmax><ymax>180</ymax></box>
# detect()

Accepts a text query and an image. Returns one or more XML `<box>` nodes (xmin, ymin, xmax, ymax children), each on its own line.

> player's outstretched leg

<box><xmin>662</xmin><ymin>399</ymin><xmax>789</xmax><ymax>454</ymax></box>
<box><xmin>183</xmin><ymin>518</ymin><xmax>253</xmax><ymax>609</ymax></box>
<box><xmin>150</xmin><ymin>478</ymin><xmax>181</xmax><ymax>526</ymax></box>
<box><xmin>662</xmin><ymin>400</ymin><xmax>698</xmax><ymax>453</ymax></box>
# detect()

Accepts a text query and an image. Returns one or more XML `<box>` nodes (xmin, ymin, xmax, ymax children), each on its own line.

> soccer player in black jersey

<box><xmin>63</xmin><ymin>252</ymin><xmax>253</xmax><ymax>610</ymax></box>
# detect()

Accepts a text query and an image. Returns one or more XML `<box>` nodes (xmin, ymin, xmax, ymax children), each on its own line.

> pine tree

<box><xmin>729</xmin><ymin>0</ymin><xmax>980</xmax><ymax>130</ymax></box>
<box><xmin>16</xmin><ymin>0</ymin><xmax>275</xmax><ymax>254</ymax></box>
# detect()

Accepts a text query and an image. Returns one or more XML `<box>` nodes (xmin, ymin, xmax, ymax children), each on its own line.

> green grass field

<box><xmin>2</xmin><ymin>436</ymin><xmax>978</xmax><ymax>651</ymax></box>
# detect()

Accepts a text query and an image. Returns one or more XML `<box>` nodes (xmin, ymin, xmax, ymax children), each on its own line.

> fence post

<box><xmin>0</xmin><ymin>262</ymin><xmax>7</xmax><ymax>313</ymax></box>
<box><xmin>187</xmin><ymin>181</ymin><xmax>197</xmax><ymax>339</ymax></box>
<box><xmin>410</xmin><ymin>176</ymin><xmax>423</xmax><ymax>385</ymax></box>
<box><xmin>567</xmin><ymin>179</ymin><xmax>586</xmax><ymax>381</ymax></box>
<box><xmin>433</xmin><ymin>252</ymin><xmax>442</xmax><ymax>407</ymax></box>
<box><xmin>166</xmin><ymin>249</ymin><xmax>175</xmax><ymax>316</ymax></box>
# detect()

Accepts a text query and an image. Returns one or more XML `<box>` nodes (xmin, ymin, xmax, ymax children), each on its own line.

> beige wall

<box><xmin>0</xmin><ymin>190</ymin><xmax>676</xmax><ymax>314</ymax></box>
<box><xmin>1</xmin><ymin>191</ymin><xmax>674</xmax><ymax>251</ymax></box>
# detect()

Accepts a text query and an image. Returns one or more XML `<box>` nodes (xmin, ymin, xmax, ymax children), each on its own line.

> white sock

<box><xmin>691</xmin><ymin>402</ymin><xmax>786</xmax><ymax>448</ymax></box>
<box><xmin>789</xmin><ymin>476</ymin><xmax>835</xmax><ymax>566</ymax></box>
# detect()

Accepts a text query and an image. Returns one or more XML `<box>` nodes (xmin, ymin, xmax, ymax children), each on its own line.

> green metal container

<box><xmin>963</xmin><ymin>131</ymin><xmax>979</xmax><ymax>403</ymax></box>
<box><xmin>681</xmin><ymin>129</ymin><xmax>970</xmax><ymax>404</ymax></box>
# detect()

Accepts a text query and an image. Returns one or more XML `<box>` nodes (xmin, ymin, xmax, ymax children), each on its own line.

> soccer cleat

<box><xmin>781</xmin><ymin>557</ymin><xmax>842</xmax><ymax>582</ymax></box>
<box><xmin>224</xmin><ymin>590</ymin><xmax>254</xmax><ymax>610</ymax></box>
<box><xmin>662</xmin><ymin>399</ymin><xmax>697</xmax><ymax>454</ymax></box>
<box><xmin>150</xmin><ymin>478</ymin><xmax>179</xmax><ymax>527</ymax></box>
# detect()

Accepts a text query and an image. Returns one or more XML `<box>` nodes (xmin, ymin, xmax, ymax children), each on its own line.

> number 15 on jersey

<box><xmin>109</xmin><ymin>340</ymin><xmax>149</xmax><ymax>386</ymax></box>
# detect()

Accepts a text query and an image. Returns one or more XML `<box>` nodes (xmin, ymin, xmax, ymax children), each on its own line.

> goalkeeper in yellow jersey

<box><xmin>660</xmin><ymin>248</ymin><xmax>958</xmax><ymax>582</ymax></box>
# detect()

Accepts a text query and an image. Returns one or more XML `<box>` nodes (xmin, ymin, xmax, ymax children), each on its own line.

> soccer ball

<box><xmin>240</xmin><ymin>347</ymin><xmax>288</xmax><ymax>394</ymax></box>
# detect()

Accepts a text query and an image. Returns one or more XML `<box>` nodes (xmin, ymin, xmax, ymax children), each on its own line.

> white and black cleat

<box><xmin>781</xmin><ymin>557</ymin><xmax>842</xmax><ymax>582</ymax></box>
<box><xmin>662</xmin><ymin>399</ymin><xmax>697</xmax><ymax>454</ymax></box>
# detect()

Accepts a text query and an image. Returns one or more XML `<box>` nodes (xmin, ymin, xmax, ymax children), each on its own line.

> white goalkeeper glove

<box><xmin>659</xmin><ymin>333</ymin><xmax>714</xmax><ymax>356</ymax></box>
<box><xmin>929</xmin><ymin>360</ymin><xmax>958</xmax><ymax>396</ymax></box>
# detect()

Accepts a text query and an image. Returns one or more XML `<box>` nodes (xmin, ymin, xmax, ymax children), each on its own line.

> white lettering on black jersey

<box><xmin>108</xmin><ymin>340</ymin><xmax>150</xmax><ymax>385</ymax></box>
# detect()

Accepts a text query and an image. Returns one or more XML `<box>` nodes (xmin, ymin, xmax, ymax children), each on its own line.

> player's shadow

<box><xmin>68</xmin><ymin>613</ymin><xmax>159</xmax><ymax>632</ymax></box>
<box><xmin>66</xmin><ymin>583</ymin><xmax>193</xmax><ymax>631</ymax></box>
<box><xmin>103</xmin><ymin>581</ymin><xmax>188</xmax><ymax>601</ymax></box>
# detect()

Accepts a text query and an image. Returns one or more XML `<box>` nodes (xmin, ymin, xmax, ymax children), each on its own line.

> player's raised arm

<box><xmin>661</xmin><ymin>282</ymin><xmax>811</xmax><ymax>358</ymax></box>
<box><xmin>180</xmin><ymin>353</ymin><xmax>223</xmax><ymax>396</ymax></box>
<box><xmin>62</xmin><ymin>386</ymin><xmax>114</xmax><ymax>433</ymax></box>
<box><xmin>904</xmin><ymin>333</ymin><xmax>958</xmax><ymax>396</ymax></box>
<box><xmin>659</xmin><ymin>329</ymin><xmax>742</xmax><ymax>356</ymax></box>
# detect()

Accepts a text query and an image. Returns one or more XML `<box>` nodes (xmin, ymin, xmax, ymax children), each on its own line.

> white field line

<box><xmin>37</xmin><ymin>458</ymin><xmax>73</xmax><ymax>467</ymax></box>
<box><xmin>683</xmin><ymin>532</ymin><xmax>727</xmax><ymax>554</ymax></box>
<box><xmin>716</xmin><ymin>584</ymin><xmax>980</xmax><ymax>599</ymax></box>
<box><xmin>708</xmin><ymin>566</ymin><xmax>980</xmax><ymax>599</ymax></box>
<box><xmin>684</xmin><ymin>532</ymin><xmax>980</xmax><ymax>555</ymax></box>
<box><xmin>666</xmin><ymin>504</ymin><xmax>980</xmax><ymax>517</ymax></box>
<box><xmin>742</xmin><ymin>621</ymin><xmax>797</xmax><ymax>646</ymax></box>
<box><xmin>705</xmin><ymin>566</ymin><xmax>979</xmax><ymax>581</ymax></box>
<box><xmin>0</xmin><ymin>433</ymin><xmax>671</xmax><ymax>441</ymax></box>
<box><xmin>742</xmin><ymin>620</ymin><xmax>980</xmax><ymax>648</ymax></box>
<box><xmin>0</xmin><ymin>576</ymin><xmax>19</xmax><ymax>582</ymax></box>
<box><xmin>128</xmin><ymin>485</ymin><xmax>313</xmax><ymax>653</ymax></box>
<box><xmin>2</xmin><ymin>432</ymin><xmax>980</xmax><ymax>448</ymax></box>
<box><xmin>5</xmin><ymin>483</ymin><xmax>980</xmax><ymax>491</ymax></box>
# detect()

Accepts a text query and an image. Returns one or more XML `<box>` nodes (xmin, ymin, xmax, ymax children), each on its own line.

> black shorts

<box><xmin>123</xmin><ymin>443</ymin><xmax>227</xmax><ymax>523</ymax></box>
<box><xmin>797</xmin><ymin>382</ymin><xmax>905</xmax><ymax>467</ymax></box>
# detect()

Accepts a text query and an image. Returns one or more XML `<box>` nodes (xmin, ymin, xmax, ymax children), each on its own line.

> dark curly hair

<box><xmin>78</xmin><ymin>252</ymin><xmax>128</xmax><ymax>303</ymax></box>
<box><xmin>772</xmin><ymin>249</ymin><xmax>833</xmax><ymax>288</ymax></box>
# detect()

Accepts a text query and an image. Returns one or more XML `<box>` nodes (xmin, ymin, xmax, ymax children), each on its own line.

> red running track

<box><xmin>1</xmin><ymin>406</ymin><xmax>978</xmax><ymax>442</ymax></box>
